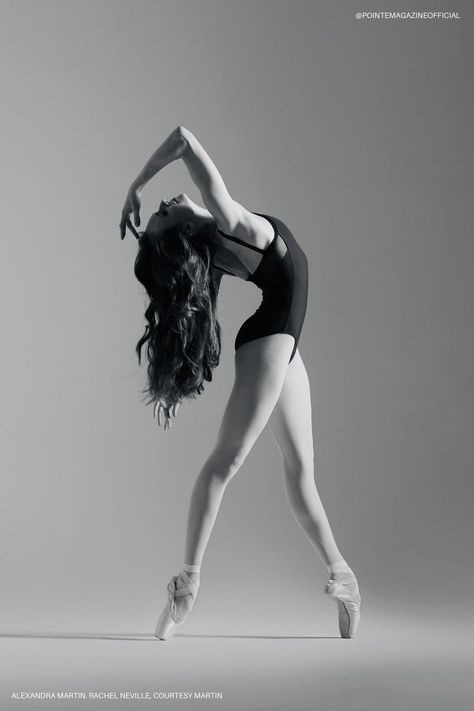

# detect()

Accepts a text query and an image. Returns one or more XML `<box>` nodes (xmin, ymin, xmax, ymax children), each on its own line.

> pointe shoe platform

<box><xmin>155</xmin><ymin>571</ymin><xmax>199</xmax><ymax>641</ymax></box>
<box><xmin>324</xmin><ymin>572</ymin><xmax>361</xmax><ymax>639</ymax></box>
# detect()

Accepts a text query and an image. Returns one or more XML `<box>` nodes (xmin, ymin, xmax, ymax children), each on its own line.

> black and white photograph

<box><xmin>1</xmin><ymin>1</ymin><xmax>473</xmax><ymax>709</ymax></box>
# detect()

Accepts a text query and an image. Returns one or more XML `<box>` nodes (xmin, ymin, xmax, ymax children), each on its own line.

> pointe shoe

<box><xmin>324</xmin><ymin>572</ymin><xmax>361</xmax><ymax>639</ymax></box>
<box><xmin>154</xmin><ymin>570</ymin><xmax>200</xmax><ymax>641</ymax></box>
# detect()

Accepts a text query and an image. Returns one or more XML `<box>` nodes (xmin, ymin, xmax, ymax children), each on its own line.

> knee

<box><xmin>283</xmin><ymin>451</ymin><xmax>315</xmax><ymax>484</ymax></box>
<box><xmin>205</xmin><ymin>445</ymin><xmax>248</xmax><ymax>483</ymax></box>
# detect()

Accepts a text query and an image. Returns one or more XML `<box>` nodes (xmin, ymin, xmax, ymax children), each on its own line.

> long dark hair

<box><xmin>133</xmin><ymin>223</ymin><xmax>221</xmax><ymax>412</ymax></box>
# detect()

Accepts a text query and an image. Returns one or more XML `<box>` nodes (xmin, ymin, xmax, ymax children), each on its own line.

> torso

<box><xmin>210</xmin><ymin>211</ymin><xmax>309</xmax><ymax>363</ymax></box>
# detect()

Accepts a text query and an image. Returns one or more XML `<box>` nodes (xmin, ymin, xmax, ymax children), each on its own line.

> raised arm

<box><xmin>178</xmin><ymin>126</ymin><xmax>244</xmax><ymax>232</ymax></box>
<box><xmin>120</xmin><ymin>126</ymin><xmax>255</xmax><ymax>239</ymax></box>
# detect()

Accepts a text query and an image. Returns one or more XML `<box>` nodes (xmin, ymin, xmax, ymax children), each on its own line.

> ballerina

<box><xmin>119</xmin><ymin>126</ymin><xmax>361</xmax><ymax>640</ymax></box>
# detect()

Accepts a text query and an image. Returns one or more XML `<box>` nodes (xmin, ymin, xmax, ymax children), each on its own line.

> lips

<box><xmin>156</xmin><ymin>197</ymin><xmax>180</xmax><ymax>216</ymax></box>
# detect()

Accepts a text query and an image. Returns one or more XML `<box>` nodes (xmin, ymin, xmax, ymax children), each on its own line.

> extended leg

<box><xmin>184</xmin><ymin>334</ymin><xmax>295</xmax><ymax>567</ymax></box>
<box><xmin>155</xmin><ymin>334</ymin><xmax>295</xmax><ymax>639</ymax></box>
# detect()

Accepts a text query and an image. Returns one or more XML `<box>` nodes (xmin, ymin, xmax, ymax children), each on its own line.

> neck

<box><xmin>192</xmin><ymin>212</ymin><xmax>217</xmax><ymax>232</ymax></box>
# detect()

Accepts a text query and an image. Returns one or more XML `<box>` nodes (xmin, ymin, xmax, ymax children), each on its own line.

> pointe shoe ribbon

<box><xmin>155</xmin><ymin>571</ymin><xmax>200</xmax><ymax>640</ymax></box>
<box><xmin>325</xmin><ymin>579</ymin><xmax>358</xmax><ymax>602</ymax></box>
<box><xmin>167</xmin><ymin>572</ymin><xmax>199</xmax><ymax>623</ymax></box>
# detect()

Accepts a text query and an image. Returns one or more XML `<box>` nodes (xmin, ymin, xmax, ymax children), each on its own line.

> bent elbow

<box><xmin>176</xmin><ymin>125</ymin><xmax>191</xmax><ymax>140</ymax></box>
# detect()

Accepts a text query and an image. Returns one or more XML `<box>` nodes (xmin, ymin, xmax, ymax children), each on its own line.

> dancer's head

<box><xmin>144</xmin><ymin>192</ymin><xmax>204</xmax><ymax>240</ymax></box>
<box><xmin>133</xmin><ymin>202</ymin><xmax>221</xmax><ymax>413</ymax></box>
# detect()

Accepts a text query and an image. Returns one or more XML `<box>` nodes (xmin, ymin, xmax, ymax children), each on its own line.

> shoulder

<box><xmin>215</xmin><ymin>203</ymin><xmax>275</xmax><ymax>250</ymax></box>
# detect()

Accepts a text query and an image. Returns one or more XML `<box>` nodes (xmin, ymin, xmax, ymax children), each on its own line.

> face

<box><xmin>145</xmin><ymin>192</ymin><xmax>199</xmax><ymax>238</ymax></box>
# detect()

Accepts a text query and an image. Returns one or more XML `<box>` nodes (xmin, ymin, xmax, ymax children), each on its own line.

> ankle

<box><xmin>185</xmin><ymin>571</ymin><xmax>200</xmax><ymax>583</ymax></box>
<box><xmin>182</xmin><ymin>563</ymin><xmax>201</xmax><ymax>583</ymax></box>
<box><xmin>327</xmin><ymin>560</ymin><xmax>353</xmax><ymax>577</ymax></box>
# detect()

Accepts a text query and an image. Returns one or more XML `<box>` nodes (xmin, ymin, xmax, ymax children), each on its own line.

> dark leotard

<box><xmin>211</xmin><ymin>212</ymin><xmax>308</xmax><ymax>362</ymax></box>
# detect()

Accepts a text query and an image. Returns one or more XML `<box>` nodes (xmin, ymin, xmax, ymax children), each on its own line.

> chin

<box><xmin>181</xmin><ymin>193</ymin><xmax>196</xmax><ymax>206</ymax></box>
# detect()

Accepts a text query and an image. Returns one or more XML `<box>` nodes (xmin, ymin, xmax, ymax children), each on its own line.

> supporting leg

<box><xmin>268</xmin><ymin>350</ymin><xmax>361</xmax><ymax>638</ymax></box>
<box><xmin>269</xmin><ymin>350</ymin><xmax>346</xmax><ymax>568</ymax></box>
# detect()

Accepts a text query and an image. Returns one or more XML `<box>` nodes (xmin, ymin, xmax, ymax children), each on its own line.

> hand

<box><xmin>153</xmin><ymin>400</ymin><xmax>180</xmax><ymax>430</ymax></box>
<box><xmin>119</xmin><ymin>183</ymin><xmax>142</xmax><ymax>240</ymax></box>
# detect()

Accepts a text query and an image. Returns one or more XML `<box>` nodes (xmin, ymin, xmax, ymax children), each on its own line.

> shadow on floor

<box><xmin>0</xmin><ymin>632</ymin><xmax>340</xmax><ymax>641</ymax></box>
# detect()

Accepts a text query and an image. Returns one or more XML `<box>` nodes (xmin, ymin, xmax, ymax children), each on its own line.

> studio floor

<box><xmin>1</xmin><ymin>612</ymin><xmax>472</xmax><ymax>711</ymax></box>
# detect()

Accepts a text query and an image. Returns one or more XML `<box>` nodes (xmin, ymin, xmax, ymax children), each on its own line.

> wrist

<box><xmin>131</xmin><ymin>175</ymin><xmax>145</xmax><ymax>192</ymax></box>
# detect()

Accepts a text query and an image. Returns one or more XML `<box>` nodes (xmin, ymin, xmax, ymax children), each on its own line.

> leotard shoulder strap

<box><xmin>215</xmin><ymin>228</ymin><xmax>267</xmax><ymax>253</ymax></box>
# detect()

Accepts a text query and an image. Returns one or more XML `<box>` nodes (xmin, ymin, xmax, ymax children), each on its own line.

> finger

<box><xmin>153</xmin><ymin>401</ymin><xmax>158</xmax><ymax>419</ymax></box>
<box><xmin>133</xmin><ymin>206</ymin><xmax>141</xmax><ymax>228</ymax></box>
<box><xmin>120</xmin><ymin>208</ymin><xmax>131</xmax><ymax>240</ymax></box>
<box><xmin>119</xmin><ymin>217</ymin><xmax>126</xmax><ymax>240</ymax></box>
<box><xmin>157</xmin><ymin>404</ymin><xmax>164</xmax><ymax>427</ymax></box>
<box><xmin>126</xmin><ymin>216</ymin><xmax>140</xmax><ymax>240</ymax></box>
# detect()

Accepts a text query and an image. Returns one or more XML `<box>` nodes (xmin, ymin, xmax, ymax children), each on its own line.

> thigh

<box><xmin>213</xmin><ymin>334</ymin><xmax>295</xmax><ymax>461</ymax></box>
<box><xmin>268</xmin><ymin>349</ymin><xmax>315</xmax><ymax>469</ymax></box>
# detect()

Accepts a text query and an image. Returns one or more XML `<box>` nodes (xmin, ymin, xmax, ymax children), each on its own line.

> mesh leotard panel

<box><xmin>212</xmin><ymin>212</ymin><xmax>308</xmax><ymax>362</ymax></box>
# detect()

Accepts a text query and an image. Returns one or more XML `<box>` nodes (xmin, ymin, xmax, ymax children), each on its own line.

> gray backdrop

<box><xmin>0</xmin><ymin>0</ymin><xmax>473</xmax><ymax>708</ymax></box>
